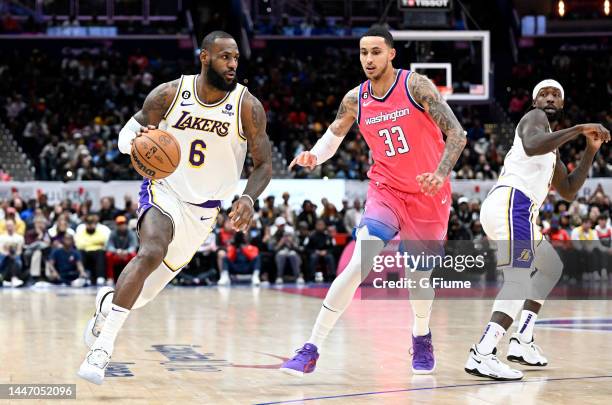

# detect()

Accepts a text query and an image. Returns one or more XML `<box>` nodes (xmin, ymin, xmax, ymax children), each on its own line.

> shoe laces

<box><xmin>411</xmin><ymin>337</ymin><xmax>433</xmax><ymax>357</ymax></box>
<box><xmin>293</xmin><ymin>345</ymin><xmax>316</xmax><ymax>360</ymax></box>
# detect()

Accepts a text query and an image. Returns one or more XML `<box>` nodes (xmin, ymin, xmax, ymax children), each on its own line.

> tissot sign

<box><xmin>398</xmin><ymin>0</ymin><xmax>452</xmax><ymax>10</ymax></box>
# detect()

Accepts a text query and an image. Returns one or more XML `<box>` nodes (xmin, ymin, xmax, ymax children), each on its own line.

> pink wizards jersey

<box><xmin>357</xmin><ymin>69</ymin><xmax>446</xmax><ymax>194</ymax></box>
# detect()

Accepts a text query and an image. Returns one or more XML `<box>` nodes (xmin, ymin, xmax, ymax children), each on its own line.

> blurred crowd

<box><xmin>0</xmin><ymin>185</ymin><xmax>610</xmax><ymax>288</ymax></box>
<box><xmin>0</xmin><ymin>46</ymin><xmax>190</xmax><ymax>181</ymax></box>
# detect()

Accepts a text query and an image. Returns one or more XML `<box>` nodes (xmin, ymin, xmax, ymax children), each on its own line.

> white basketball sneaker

<box><xmin>251</xmin><ymin>270</ymin><xmax>261</xmax><ymax>286</ymax></box>
<box><xmin>507</xmin><ymin>333</ymin><xmax>548</xmax><ymax>366</ymax></box>
<box><xmin>77</xmin><ymin>348</ymin><xmax>111</xmax><ymax>385</ymax></box>
<box><xmin>465</xmin><ymin>345</ymin><xmax>523</xmax><ymax>380</ymax></box>
<box><xmin>218</xmin><ymin>270</ymin><xmax>231</xmax><ymax>286</ymax></box>
<box><xmin>83</xmin><ymin>287</ymin><xmax>114</xmax><ymax>348</ymax></box>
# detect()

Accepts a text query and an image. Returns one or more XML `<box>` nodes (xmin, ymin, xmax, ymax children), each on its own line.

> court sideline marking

<box><xmin>254</xmin><ymin>374</ymin><xmax>612</xmax><ymax>405</ymax></box>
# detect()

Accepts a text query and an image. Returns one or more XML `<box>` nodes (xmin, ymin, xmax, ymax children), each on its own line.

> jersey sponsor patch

<box><xmin>221</xmin><ymin>103</ymin><xmax>235</xmax><ymax>117</ymax></box>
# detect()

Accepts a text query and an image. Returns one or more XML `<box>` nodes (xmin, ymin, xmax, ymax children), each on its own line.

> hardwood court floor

<box><xmin>1</xmin><ymin>285</ymin><xmax>611</xmax><ymax>404</ymax></box>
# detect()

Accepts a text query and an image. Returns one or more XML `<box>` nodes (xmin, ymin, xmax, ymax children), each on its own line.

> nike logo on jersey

<box><xmin>172</xmin><ymin>110</ymin><xmax>230</xmax><ymax>136</ymax></box>
<box><xmin>363</xmin><ymin>100</ymin><xmax>374</xmax><ymax>107</ymax></box>
<box><xmin>200</xmin><ymin>216</ymin><xmax>212</xmax><ymax>221</ymax></box>
<box><xmin>441</xmin><ymin>196</ymin><xmax>448</xmax><ymax>204</ymax></box>
<box><xmin>181</xmin><ymin>101</ymin><xmax>194</xmax><ymax>106</ymax></box>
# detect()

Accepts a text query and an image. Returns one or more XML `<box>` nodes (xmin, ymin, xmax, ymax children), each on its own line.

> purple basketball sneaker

<box><xmin>280</xmin><ymin>343</ymin><xmax>319</xmax><ymax>377</ymax></box>
<box><xmin>411</xmin><ymin>331</ymin><xmax>436</xmax><ymax>374</ymax></box>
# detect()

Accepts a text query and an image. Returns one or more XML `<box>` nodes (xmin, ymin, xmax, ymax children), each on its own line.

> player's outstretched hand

<box><xmin>580</xmin><ymin>124</ymin><xmax>610</xmax><ymax>142</ymax></box>
<box><xmin>586</xmin><ymin>133</ymin><xmax>605</xmax><ymax>151</ymax></box>
<box><xmin>416</xmin><ymin>172</ymin><xmax>445</xmax><ymax>196</ymax></box>
<box><xmin>229</xmin><ymin>196</ymin><xmax>254</xmax><ymax>232</ymax></box>
<box><xmin>289</xmin><ymin>151</ymin><xmax>317</xmax><ymax>170</ymax></box>
<box><xmin>132</xmin><ymin>125</ymin><xmax>157</xmax><ymax>145</ymax></box>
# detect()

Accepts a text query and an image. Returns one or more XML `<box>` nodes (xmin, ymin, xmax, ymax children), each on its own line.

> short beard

<box><xmin>540</xmin><ymin>106</ymin><xmax>563</xmax><ymax>122</ymax></box>
<box><xmin>206</xmin><ymin>64</ymin><xmax>237</xmax><ymax>92</ymax></box>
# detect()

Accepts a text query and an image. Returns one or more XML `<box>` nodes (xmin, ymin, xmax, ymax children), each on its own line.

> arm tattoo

<box><xmin>136</xmin><ymin>79</ymin><xmax>179</xmax><ymax>126</ymax></box>
<box><xmin>241</xmin><ymin>92</ymin><xmax>272</xmax><ymax>199</ymax></box>
<box><xmin>329</xmin><ymin>87</ymin><xmax>359</xmax><ymax>136</ymax></box>
<box><xmin>410</xmin><ymin>73</ymin><xmax>466</xmax><ymax>178</ymax></box>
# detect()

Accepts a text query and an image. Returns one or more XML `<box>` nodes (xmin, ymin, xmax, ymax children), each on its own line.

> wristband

<box><xmin>240</xmin><ymin>194</ymin><xmax>254</xmax><ymax>206</ymax></box>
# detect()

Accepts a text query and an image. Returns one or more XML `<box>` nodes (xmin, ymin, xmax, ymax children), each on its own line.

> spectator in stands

<box><xmin>269</xmin><ymin>216</ymin><xmax>303</xmax><ymax>285</ymax></box>
<box><xmin>48</xmin><ymin>234</ymin><xmax>87</xmax><ymax>287</ymax></box>
<box><xmin>122</xmin><ymin>195</ymin><xmax>138</xmax><ymax>220</ymax></box>
<box><xmin>595</xmin><ymin>215</ymin><xmax>611</xmax><ymax>279</ymax></box>
<box><xmin>24</xmin><ymin>216</ymin><xmax>50</xmax><ymax>281</ymax></box>
<box><xmin>297</xmin><ymin>200</ymin><xmax>317</xmax><ymax>230</ymax></box>
<box><xmin>343</xmin><ymin>198</ymin><xmax>362</xmax><ymax>233</ymax></box>
<box><xmin>0</xmin><ymin>207</ymin><xmax>26</xmax><ymax>236</ymax></box>
<box><xmin>215</xmin><ymin>217</ymin><xmax>235</xmax><ymax>278</ymax></box>
<box><xmin>0</xmin><ymin>219</ymin><xmax>25</xmax><ymax>287</ymax></box>
<box><xmin>456</xmin><ymin>197</ymin><xmax>472</xmax><ymax>224</ymax></box>
<box><xmin>181</xmin><ymin>233</ymin><xmax>218</xmax><ymax>286</ymax></box>
<box><xmin>19</xmin><ymin>199</ymin><xmax>38</xmax><ymax>226</ymax></box>
<box><xmin>448</xmin><ymin>214</ymin><xmax>472</xmax><ymax>240</ymax></box>
<box><xmin>559</xmin><ymin>212</ymin><xmax>572</xmax><ymax>234</ymax></box>
<box><xmin>260</xmin><ymin>195</ymin><xmax>279</xmax><ymax>225</ymax></box>
<box><xmin>278</xmin><ymin>192</ymin><xmax>295</xmax><ymax>225</ymax></box>
<box><xmin>0</xmin><ymin>165</ymin><xmax>12</xmax><ymax>182</ymax></box>
<box><xmin>307</xmin><ymin>219</ymin><xmax>336</xmax><ymax>282</ymax></box>
<box><xmin>546</xmin><ymin>216</ymin><xmax>572</xmax><ymax>245</ymax></box>
<box><xmin>218</xmin><ymin>231</ymin><xmax>261</xmax><ymax>286</ymax></box>
<box><xmin>508</xmin><ymin>90</ymin><xmax>530</xmax><ymax>122</ymax></box>
<box><xmin>99</xmin><ymin>197</ymin><xmax>121</xmax><ymax>224</ymax></box>
<box><xmin>48</xmin><ymin>217</ymin><xmax>76</xmax><ymax>248</ymax></box>
<box><xmin>321</xmin><ymin>203</ymin><xmax>346</xmax><ymax>233</ymax></box>
<box><xmin>75</xmin><ymin>214</ymin><xmax>110</xmax><ymax>285</ymax></box>
<box><xmin>470</xmin><ymin>219</ymin><xmax>486</xmax><ymax>242</ymax></box>
<box><xmin>570</xmin><ymin>218</ymin><xmax>603</xmax><ymax>281</ymax></box>
<box><xmin>105</xmin><ymin>215</ymin><xmax>137</xmax><ymax>283</ymax></box>
<box><xmin>595</xmin><ymin>215</ymin><xmax>611</xmax><ymax>246</ymax></box>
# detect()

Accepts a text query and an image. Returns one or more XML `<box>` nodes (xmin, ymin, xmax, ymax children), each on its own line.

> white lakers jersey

<box><xmin>496</xmin><ymin>123</ymin><xmax>557</xmax><ymax>209</ymax></box>
<box><xmin>157</xmin><ymin>74</ymin><xmax>248</xmax><ymax>203</ymax></box>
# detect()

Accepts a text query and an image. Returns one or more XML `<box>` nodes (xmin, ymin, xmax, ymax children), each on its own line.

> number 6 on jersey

<box><xmin>379</xmin><ymin>125</ymin><xmax>410</xmax><ymax>157</ymax></box>
<box><xmin>189</xmin><ymin>139</ymin><xmax>206</xmax><ymax>168</ymax></box>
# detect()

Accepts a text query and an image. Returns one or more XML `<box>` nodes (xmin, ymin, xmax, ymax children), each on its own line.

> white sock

<box><xmin>476</xmin><ymin>322</ymin><xmax>506</xmax><ymax>355</ymax></box>
<box><xmin>100</xmin><ymin>292</ymin><xmax>114</xmax><ymax>317</ymax></box>
<box><xmin>306</xmin><ymin>226</ymin><xmax>386</xmax><ymax>351</ymax></box>
<box><xmin>307</xmin><ymin>303</ymin><xmax>341</xmax><ymax>350</ymax></box>
<box><xmin>517</xmin><ymin>310</ymin><xmax>537</xmax><ymax>342</ymax></box>
<box><xmin>93</xmin><ymin>304</ymin><xmax>130</xmax><ymax>353</ymax></box>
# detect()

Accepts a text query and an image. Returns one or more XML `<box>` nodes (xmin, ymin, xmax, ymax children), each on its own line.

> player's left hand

<box><xmin>416</xmin><ymin>172</ymin><xmax>445</xmax><ymax>196</ymax></box>
<box><xmin>586</xmin><ymin>133</ymin><xmax>604</xmax><ymax>151</ymax></box>
<box><xmin>229</xmin><ymin>196</ymin><xmax>254</xmax><ymax>232</ymax></box>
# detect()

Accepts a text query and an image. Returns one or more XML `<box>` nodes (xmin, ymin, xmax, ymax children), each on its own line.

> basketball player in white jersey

<box><xmin>78</xmin><ymin>31</ymin><xmax>272</xmax><ymax>384</ymax></box>
<box><xmin>465</xmin><ymin>79</ymin><xmax>610</xmax><ymax>380</ymax></box>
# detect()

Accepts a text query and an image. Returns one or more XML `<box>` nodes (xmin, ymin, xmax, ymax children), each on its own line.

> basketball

<box><xmin>130</xmin><ymin>129</ymin><xmax>181</xmax><ymax>179</ymax></box>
